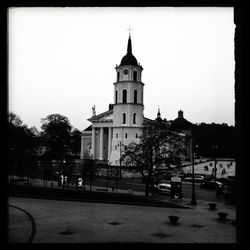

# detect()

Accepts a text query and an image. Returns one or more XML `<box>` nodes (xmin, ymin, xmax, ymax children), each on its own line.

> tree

<box><xmin>8</xmin><ymin>112</ymin><xmax>38</xmax><ymax>181</ymax></box>
<box><xmin>192</xmin><ymin>123</ymin><xmax>235</xmax><ymax>158</ymax></box>
<box><xmin>121</xmin><ymin>122</ymin><xmax>185</xmax><ymax>197</ymax></box>
<box><xmin>81</xmin><ymin>158</ymin><xmax>97</xmax><ymax>191</ymax></box>
<box><xmin>41</xmin><ymin>114</ymin><xmax>72</xmax><ymax>160</ymax></box>
<box><xmin>70</xmin><ymin>128</ymin><xmax>81</xmax><ymax>157</ymax></box>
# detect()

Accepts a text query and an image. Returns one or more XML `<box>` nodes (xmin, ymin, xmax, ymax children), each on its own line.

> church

<box><xmin>80</xmin><ymin>35</ymin><xmax>192</xmax><ymax>166</ymax></box>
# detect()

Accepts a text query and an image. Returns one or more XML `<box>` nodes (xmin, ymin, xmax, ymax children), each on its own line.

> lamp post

<box><xmin>191</xmin><ymin>139</ymin><xmax>197</xmax><ymax>205</ymax></box>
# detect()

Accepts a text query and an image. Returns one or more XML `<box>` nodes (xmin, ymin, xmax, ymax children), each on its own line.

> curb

<box><xmin>8</xmin><ymin>204</ymin><xmax>36</xmax><ymax>243</ymax></box>
<box><xmin>9</xmin><ymin>193</ymin><xmax>189</xmax><ymax>209</ymax></box>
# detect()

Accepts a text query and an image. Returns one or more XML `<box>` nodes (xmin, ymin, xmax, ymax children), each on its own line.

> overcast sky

<box><xmin>8</xmin><ymin>7</ymin><xmax>235</xmax><ymax>131</ymax></box>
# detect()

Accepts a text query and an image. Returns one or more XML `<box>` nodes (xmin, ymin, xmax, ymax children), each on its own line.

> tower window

<box><xmin>133</xmin><ymin>71</ymin><xmax>137</xmax><ymax>81</ymax></box>
<box><xmin>115</xmin><ymin>90</ymin><xmax>118</xmax><ymax>104</ymax></box>
<box><xmin>133</xmin><ymin>113</ymin><xmax>136</xmax><ymax>124</ymax></box>
<box><xmin>122</xmin><ymin>113</ymin><xmax>126</xmax><ymax>124</ymax></box>
<box><xmin>134</xmin><ymin>90</ymin><xmax>137</xmax><ymax>104</ymax></box>
<box><xmin>122</xmin><ymin>89</ymin><xmax>127</xmax><ymax>104</ymax></box>
<box><xmin>125</xmin><ymin>133</ymin><xmax>128</xmax><ymax>138</ymax></box>
<box><xmin>117</xmin><ymin>72</ymin><xmax>120</xmax><ymax>82</ymax></box>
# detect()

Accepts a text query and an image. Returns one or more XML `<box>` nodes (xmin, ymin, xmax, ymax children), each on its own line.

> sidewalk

<box><xmin>8</xmin><ymin>196</ymin><xmax>236</xmax><ymax>243</ymax></box>
<box><xmin>8</xmin><ymin>205</ymin><xmax>34</xmax><ymax>243</ymax></box>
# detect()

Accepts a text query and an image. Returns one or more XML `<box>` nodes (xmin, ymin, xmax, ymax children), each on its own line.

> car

<box><xmin>183</xmin><ymin>176</ymin><xmax>204</xmax><ymax>183</ymax></box>
<box><xmin>155</xmin><ymin>183</ymin><xmax>171</xmax><ymax>194</ymax></box>
<box><xmin>200</xmin><ymin>180</ymin><xmax>223</xmax><ymax>190</ymax></box>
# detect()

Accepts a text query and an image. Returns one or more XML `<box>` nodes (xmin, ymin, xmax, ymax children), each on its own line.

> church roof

<box><xmin>88</xmin><ymin>109</ymin><xmax>113</xmax><ymax>123</ymax></box>
<box><xmin>84</xmin><ymin>125</ymin><xmax>92</xmax><ymax>131</ymax></box>
<box><xmin>120</xmin><ymin>35</ymin><xmax>138</xmax><ymax>66</ymax></box>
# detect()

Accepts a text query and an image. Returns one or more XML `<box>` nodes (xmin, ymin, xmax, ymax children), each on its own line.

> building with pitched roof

<box><xmin>80</xmin><ymin>35</ymin><xmax>192</xmax><ymax>166</ymax></box>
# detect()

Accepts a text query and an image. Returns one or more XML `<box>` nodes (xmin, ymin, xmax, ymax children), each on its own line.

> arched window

<box><xmin>133</xmin><ymin>71</ymin><xmax>137</xmax><ymax>81</ymax></box>
<box><xmin>133</xmin><ymin>113</ymin><xmax>136</xmax><ymax>124</ymax></box>
<box><xmin>122</xmin><ymin>113</ymin><xmax>126</xmax><ymax>124</ymax></box>
<box><xmin>125</xmin><ymin>133</ymin><xmax>128</xmax><ymax>138</ymax></box>
<box><xmin>122</xmin><ymin>89</ymin><xmax>127</xmax><ymax>104</ymax></box>
<box><xmin>117</xmin><ymin>72</ymin><xmax>120</xmax><ymax>82</ymax></box>
<box><xmin>115</xmin><ymin>90</ymin><xmax>118</xmax><ymax>104</ymax></box>
<box><xmin>134</xmin><ymin>90</ymin><xmax>137</xmax><ymax>104</ymax></box>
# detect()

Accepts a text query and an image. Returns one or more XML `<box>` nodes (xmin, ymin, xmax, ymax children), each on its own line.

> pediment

<box><xmin>88</xmin><ymin>110</ymin><xmax>113</xmax><ymax>123</ymax></box>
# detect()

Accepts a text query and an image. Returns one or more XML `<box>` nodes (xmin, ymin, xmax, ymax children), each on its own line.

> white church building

<box><xmin>80</xmin><ymin>35</ymin><xmax>192</xmax><ymax>166</ymax></box>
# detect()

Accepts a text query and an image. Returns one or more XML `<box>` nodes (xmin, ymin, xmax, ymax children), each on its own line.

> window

<box><xmin>133</xmin><ymin>71</ymin><xmax>137</xmax><ymax>81</ymax></box>
<box><xmin>204</xmin><ymin>166</ymin><xmax>208</xmax><ymax>171</ymax></box>
<box><xmin>115</xmin><ymin>146</ymin><xmax>117</xmax><ymax>150</ymax></box>
<box><xmin>125</xmin><ymin>133</ymin><xmax>128</xmax><ymax>138</ymax></box>
<box><xmin>115</xmin><ymin>90</ymin><xmax>118</xmax><ymax>103</ymax></box>
<box><xmin>133</xmin><ymin>113</ymin><xmax>136</xmax><ymax>124</ymax></box>
<box><xmin>117</xmin><ymin>72</ymin><xmax>120</xmax><ymax>81</ymax></box>
<box><xmin>134</xmin><ymin>90</ymin><xmax>137</xmax><ymax>103</ymax></box>
<box><xmin>136</xmin><ymin>133</ymin><xmax>138</xmax><ymax>138</ymax></box>
<box><xmin>116</xmin><ymin>133</ymin><xmax>118</xmax><ymax>138</ymax></box>
<box><xmin>122</xmin><ymin>89</ymin><xmax>127</xmax><ymax>103</ymax></box>
<box><xmin>122</xmin><ymin>113</ymin><xmax>126</xmax><ymax>124</ymax></box>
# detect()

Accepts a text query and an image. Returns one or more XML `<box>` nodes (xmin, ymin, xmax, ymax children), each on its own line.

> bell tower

<box><xmin>111</xmin><ymin>35</ymin><xmax>145</xmax><ymax>165</ymax></box>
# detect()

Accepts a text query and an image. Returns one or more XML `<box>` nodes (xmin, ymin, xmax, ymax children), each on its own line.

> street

<box><xmin>9</xmin><ymin>175</ymin><xmax>228</xmax><ymax>204</ymax></box>
<box><xmin>80</xmin><ymin>177</ymin><xmax>227</xmax><ymax>204</ymax></box>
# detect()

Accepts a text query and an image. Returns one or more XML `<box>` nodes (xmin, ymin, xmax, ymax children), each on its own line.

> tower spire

<box><xmin>157</xmin><ymin>106</ymin><xmax>161</xmax><ymax>118</ymax></box>
<box><xmin>127</xmin><ymin>34</ymin><xmax>132</xmax><ymax>54</ymax></box>
<box><xmin>127</xmin><ymin>25</ymin><xmax>132</xmax><ymax>54</ymax></box>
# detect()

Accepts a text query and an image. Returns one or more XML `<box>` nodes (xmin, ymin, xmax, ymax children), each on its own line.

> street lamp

<box><xmin>190</xmin><ymin>139</ymin><xmax>197</xmax><ymax>205</ymax></box>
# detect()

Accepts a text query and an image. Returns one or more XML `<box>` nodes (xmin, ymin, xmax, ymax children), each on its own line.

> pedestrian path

<box><xmin>8</xmin><ymin>196</ymin><xmax>236</xmax><ymax>243</ymax></box>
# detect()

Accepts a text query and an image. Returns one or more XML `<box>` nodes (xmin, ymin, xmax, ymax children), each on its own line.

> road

<box><xmin>88</xmin><ymin>177</ymin><xmax>226</xmax><ymax>203</ymax></box>
<box><xmin>9</xmin><ymin>175</ymin><xmax>226</xmax><ymax>204</ymax></box>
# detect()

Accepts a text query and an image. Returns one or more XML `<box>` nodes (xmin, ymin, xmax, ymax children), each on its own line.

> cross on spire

<box><xmin>127</xmin><ymin>25</ymin><xmax>132</xmax><ymax>36</ymax></box>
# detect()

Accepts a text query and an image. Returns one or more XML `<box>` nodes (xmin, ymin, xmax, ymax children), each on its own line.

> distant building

<box><xmin>80</xmin><ymin>35</ymin><xmax>192</xmax><ymax>165</ymax></box>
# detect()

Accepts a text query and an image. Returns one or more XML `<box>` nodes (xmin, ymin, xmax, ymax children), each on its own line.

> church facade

<box><xmin>80</xmin><ymin>35</ymin><xmax>192</xmax><ymax>166</ymax></box>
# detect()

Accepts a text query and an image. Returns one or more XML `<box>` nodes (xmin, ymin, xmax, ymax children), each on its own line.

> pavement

<box><xmin>8</xmin><ymin>177</ymin><xmax>237</xmax><ymax>243</ymax></box>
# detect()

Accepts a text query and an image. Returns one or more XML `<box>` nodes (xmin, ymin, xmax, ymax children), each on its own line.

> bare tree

<box><xmin>121</xmin><ymin>122</ymin><xmax>185</xmax><ymax>197</ymax></box>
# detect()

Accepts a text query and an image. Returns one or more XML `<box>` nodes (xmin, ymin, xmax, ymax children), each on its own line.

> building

<box><xmin>80</xmin><ymin>35</ymin><xmax>192</xmax><ymax>166</ymax></box>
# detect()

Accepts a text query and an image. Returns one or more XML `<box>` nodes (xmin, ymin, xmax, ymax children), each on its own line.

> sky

<box><xmin>8</xmin><ymin>7</ymin><xmax>235</xmax><ymax>132</ymax></box>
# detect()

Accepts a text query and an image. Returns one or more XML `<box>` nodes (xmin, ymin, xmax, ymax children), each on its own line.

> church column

<box><xmin>91</xmin><ymin>127</ymin><xmax>96</xmax><ymax>159</ymax></box>
<box><xmin>108</xmin><ymin>127</ymin><xmax>112</xmax><ymax>159</ymax></box>
<box><xmin>80</xmin><ymin>135</ymin><xmax>84</xmax><ymax>159</ymax></box>
<box><xmin>99</xmin><ymin>127</ymin><xmax>104</xmax><ymax>160</ymax></box>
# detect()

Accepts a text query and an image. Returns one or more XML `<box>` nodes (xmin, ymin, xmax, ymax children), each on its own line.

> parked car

<box><xmin>200</xmin><ymin>180</ymin><xmax>223</xmax><ymax>190</ymax></box>
<box><xmin>155</xmin><ymin>183</ymin><xmax>171</xmax><ymax>194</ymax></box>
<box><xmin>183</xmin><ymin>175</ymin><xmax>204</xmax><ymax>183</ymax></box>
